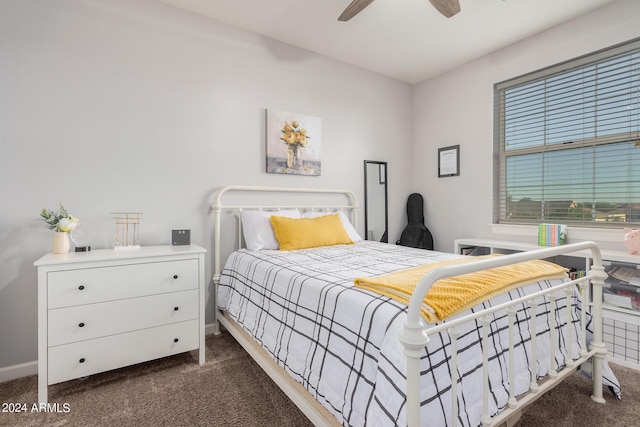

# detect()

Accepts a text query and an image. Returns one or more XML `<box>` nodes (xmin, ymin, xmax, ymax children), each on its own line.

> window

<box><xmin>494</xmin><ymin>38</ymin><xmax>640</xmax><ymax>227</ymax></box>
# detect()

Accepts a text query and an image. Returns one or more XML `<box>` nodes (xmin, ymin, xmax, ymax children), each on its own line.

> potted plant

<box><xmin>40</xmin><ymin>204</ymin><xmax>79</xmax><ymax>253</ymax></box>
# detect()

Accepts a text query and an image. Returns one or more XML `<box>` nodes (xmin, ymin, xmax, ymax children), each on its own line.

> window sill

<box><xmin>489</xmin><ymin>223</ymin><xmax>627</xmax><ymax>243</ymax></box>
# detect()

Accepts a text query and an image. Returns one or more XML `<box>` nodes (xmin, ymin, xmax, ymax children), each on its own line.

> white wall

<box><xmin>0</xmin><ymin>0</ymin><xmax>413</xmax><ymax>371</ymax></box>
<box><xmin>413</xmin><ymin>0</ymin><xmax>640</xmax><ymax>253</ymax></box>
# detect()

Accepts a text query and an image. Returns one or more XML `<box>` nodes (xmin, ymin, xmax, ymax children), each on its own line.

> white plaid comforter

<box><xmin>218</xmin><ymin>241</ymin><xmax>620</xmax><ymax>427</ymax></box>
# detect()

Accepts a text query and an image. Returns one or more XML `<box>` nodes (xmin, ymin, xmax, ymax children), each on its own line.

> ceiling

<box><xmin>154</xmin><ymin>0</ymin><xmax>617</xmax><ymax>84</ymax></box>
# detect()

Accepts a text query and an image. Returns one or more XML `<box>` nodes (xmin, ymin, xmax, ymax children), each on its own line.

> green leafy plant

<box><xmin>40</xmin><ymin>204</ymin><xmax>79</xmax><ymax>232</ymax></box>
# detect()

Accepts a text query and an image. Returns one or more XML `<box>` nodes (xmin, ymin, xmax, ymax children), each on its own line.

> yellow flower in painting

<box><xmin>280</xmin><ymin>120</ymin><xmax>310</xmax><ymax>148</ymax></box>
<box><xmin>283</xmin><ymin>132</ymin><xmax>296</xmax><ymax>144</ymax></box>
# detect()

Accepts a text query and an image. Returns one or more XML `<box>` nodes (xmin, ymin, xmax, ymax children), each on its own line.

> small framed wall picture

<box><xmin>438</xmin><ymin>145</ymin><xmax>460</xmax><ymax>177</ymax></box>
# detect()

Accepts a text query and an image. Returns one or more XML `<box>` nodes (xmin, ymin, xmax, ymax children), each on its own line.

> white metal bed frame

<box><xmin>210</xmin><ymin>185</ymin><xmax>608</xmax><ymax>427</ymax></box>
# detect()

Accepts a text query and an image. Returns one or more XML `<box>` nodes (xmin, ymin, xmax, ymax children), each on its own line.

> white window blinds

<box><xmin>494</xmin><ymin>39</ymin><xmax>640</xmax><ymax>227</ymax></box>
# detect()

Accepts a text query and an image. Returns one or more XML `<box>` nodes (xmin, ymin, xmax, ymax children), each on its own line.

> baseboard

<box><xmin>609</xmin><ymin>358</ymin><xmax>640</xmax><ymax>372</ymax></box>
<box><xmin>0</xmin><ymin>360</ymin><xmax>37</xmax><ymax>384</ymax></box>
<box><xmin>1</xmin><ymin>324</ymin><xmax>220</xmax><ymax>385</ymax></box>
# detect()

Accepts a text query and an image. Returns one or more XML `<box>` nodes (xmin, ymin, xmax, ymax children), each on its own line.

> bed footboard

<box><xmin>400</xmin><ymin>241</ymin><xmax>607</xmax><ymax>427</ymax></box>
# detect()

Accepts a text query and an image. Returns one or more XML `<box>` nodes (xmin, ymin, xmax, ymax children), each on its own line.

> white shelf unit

<box><xmin>454</xmin><ymin>238</ymin><xmax>640</xmax><ymax>369</ymax></box>
<box><xmin>34</xmin><ymin>245</ymin><xmax>207</xmax><ymax>404</ymax></box>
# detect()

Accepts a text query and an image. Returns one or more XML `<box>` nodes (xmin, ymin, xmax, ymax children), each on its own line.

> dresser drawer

<box><xmin>48</xmin><ymin>290</ymin><xmax>198</xmax><ymax>346</ymax></box>
<box><xmin>48</xmin><ymin>259</ymin><xmax>198</xmax><ymax>308</ymax></box>
<box><xmin>47</xmin><ymin>320</ymin><xmax>199</xmax><ymax>385</ymax></box>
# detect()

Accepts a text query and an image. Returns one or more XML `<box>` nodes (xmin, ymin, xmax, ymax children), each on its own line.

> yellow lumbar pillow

<box><xmin>270</xmin><ymin>213</ymin><xmax>354</xmax><ymax>251</ymax></box>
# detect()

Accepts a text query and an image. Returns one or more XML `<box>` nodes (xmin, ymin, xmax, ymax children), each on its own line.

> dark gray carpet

<box><xmin>0</xmin><ymin>332</ymin><xmax>636</xmax><ymax>426</ymax></box>
<box><xmin>0</xmin><ymin>332</ymin><xmax>312</xmax><ymax>427</ymax></box>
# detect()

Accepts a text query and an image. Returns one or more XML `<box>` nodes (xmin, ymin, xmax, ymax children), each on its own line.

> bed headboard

<box><xmin>210</xmin><ymin>185</ymin><xmax>358</xmax><ymax>331</ymax></box>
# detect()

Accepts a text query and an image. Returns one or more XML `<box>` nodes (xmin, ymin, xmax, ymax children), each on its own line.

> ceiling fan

<box><xmin>338</xmin><ymin>0</ymin><xmax>461</xmax><ymax>21</ymax></box>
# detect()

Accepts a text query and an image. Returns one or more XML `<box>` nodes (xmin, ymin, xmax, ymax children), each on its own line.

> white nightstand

<box><xmin>34</xmin><ymin>245</ymin><xmax>206</xmax><ymax>404</ymax></box>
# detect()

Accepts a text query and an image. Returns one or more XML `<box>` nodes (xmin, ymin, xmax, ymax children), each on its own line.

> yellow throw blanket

<box><xmin>354</xmin><ymin>256</ymin><xmax>568</xmax><ymax>323</ymax></box>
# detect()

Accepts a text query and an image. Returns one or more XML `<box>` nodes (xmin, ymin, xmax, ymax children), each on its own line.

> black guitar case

<box><xmin>396</xmin><ymin>193</ymin><xmax>434</xmax><ymax>250</ymax></box>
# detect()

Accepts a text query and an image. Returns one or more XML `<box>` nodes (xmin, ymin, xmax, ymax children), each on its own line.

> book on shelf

<box><xmin>537</xmin><ymin>223</ymin><xmax>567</xmax><ymax>247</ymax></box>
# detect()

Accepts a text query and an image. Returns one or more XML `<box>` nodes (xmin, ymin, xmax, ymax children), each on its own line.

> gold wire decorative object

<box><xmin>111</xmin><ymin>212</ymin><xmax>143</xmax><ymax>250</ymax></box>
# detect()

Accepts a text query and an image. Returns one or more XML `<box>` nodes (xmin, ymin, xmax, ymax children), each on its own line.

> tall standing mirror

<box><xmin>364</xmin><ymin>160</ymin><xmax>388</xmax><ymax>243</ymax></box>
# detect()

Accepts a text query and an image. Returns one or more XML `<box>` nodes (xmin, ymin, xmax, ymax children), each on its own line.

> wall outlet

<box><xmin>172</xmin><ymin>229</ymin><xmax>190</xmax><ymax>246</ymax></box>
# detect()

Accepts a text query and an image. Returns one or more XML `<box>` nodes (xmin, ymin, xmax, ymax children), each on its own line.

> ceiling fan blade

<box><xmin>428</xmin><ymin>0</ymin><xmax>461</xmax><ymax>18</ymax></box>
<box><xmin>338</xmin><ymin>0</ymin><xmax>375</xmax><ymax>22</ymax></box>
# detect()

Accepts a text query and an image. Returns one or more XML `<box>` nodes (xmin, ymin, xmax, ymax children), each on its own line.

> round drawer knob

<box><xmin>78</xmin><ymin>322</ymin><xmax>85</xmax><ymax>328</ymax></box>
<box><xmin>173</xmin><ymin>274</ymin><xmax>179</xmax><ymax>279</ymax></box>
<box><xmin>174</xmin><ymin>307</ymin><xmax>179</xmax><ymax>311</ymax></box>
<box><xmin>78</xmin><ymin>285</ymin><xmax>85</xmax><ymax>290</ymax></box>
<box><xmin>173</xmin><ymin>338</ymin><xmax>179</xmax><ymax>343</ymax></box>
<box><xmin>79</xmin><ymin>358</ymin><xmax>86</xmax><ymax>363</ymax></box>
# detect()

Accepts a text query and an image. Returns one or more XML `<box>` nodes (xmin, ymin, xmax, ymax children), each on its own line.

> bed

<box><xmin>211</xmin><ymin>186</ymin><xmax>620</xmax><ymax>427</ymax></box>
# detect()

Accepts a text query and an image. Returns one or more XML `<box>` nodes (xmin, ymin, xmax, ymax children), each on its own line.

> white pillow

<box><xmin>241</xmin><ymin>210</ymin><xmax>301</xmax><ymax>250</ymax></box>
<box><xmin>302</xmin><ymin>211</ymin><xmax>362</xmax><ymax>242</ymax></box>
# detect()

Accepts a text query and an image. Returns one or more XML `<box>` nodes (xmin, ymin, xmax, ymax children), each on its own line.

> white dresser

<box><xmin>34</xmin><ymin>245</ymin><xmax>207</xmax><ymax>404</ymax></box>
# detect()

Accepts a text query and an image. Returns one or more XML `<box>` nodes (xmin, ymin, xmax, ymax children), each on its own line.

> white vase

<box><xmin>52</xmin><ymin>232</ymin><xmax>70</xmax><ymax>254</ymax></box>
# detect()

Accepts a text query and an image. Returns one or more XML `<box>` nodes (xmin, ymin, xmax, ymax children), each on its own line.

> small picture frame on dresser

<box><xmin>172</xmin><ymin>229</ymin><xmax>190</xmax><ymax>245</ymax></box>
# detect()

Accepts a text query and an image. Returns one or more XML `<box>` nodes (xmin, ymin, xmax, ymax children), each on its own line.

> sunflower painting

<box><xmin>266</xmin><ymin>109</ymin><xmax>321</xmax><ymax>176</ymax></box>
